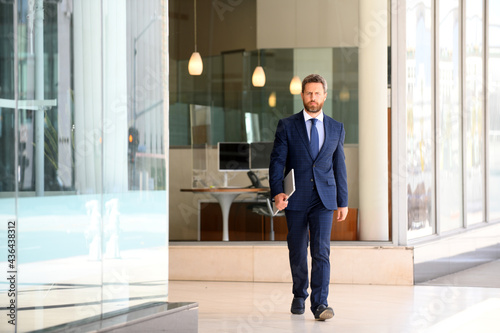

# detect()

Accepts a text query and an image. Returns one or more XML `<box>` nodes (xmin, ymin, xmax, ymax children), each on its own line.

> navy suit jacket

<box><xmin>269</xmin><ymin>111</ymin><xmax>348</xmax><ymax>211</ymax></box>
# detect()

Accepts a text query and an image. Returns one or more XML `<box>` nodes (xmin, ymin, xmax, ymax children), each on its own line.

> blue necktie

<box><xmin>310</xmin><ymin>118</ymin><xmax>319</xmax><ymax>159</ymax></box>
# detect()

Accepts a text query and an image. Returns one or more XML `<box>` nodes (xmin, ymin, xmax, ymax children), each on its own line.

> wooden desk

<box><xmin>180</xmin><ymin>187</ymin><xmax>269</xmax><ymax>241</ymax></box>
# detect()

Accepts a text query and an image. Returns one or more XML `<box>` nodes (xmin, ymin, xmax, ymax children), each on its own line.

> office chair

<box><xmin>246</xmin><ymin>171</ymin><xmax>285</xmax><ymax>241</ymax></box>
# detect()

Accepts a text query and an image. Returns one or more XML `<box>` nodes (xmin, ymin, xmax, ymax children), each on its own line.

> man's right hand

<box><xmin>274</xmin><ymin>193</ymin><xmax>288</xmax><ymax>211</ymax></box>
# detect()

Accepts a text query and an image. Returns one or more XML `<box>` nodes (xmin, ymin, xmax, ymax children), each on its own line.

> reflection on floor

<box><xmin>419</xmin><ymin>260</ymin><xmax>500</xmax><ymax>288</ymax></box>
<box><xmin>168</xmin><ymin>260</ymin><xmax>500</xmax><ymax>333</ymax></box>
<box><xmin>0</xmin><ymin>247</ymin><xmax>168</xmax><ymax>333</ymax></box>
<box><xmin>6</xmin><ymin>259</ymin><xmax>500</xmax><ymax>332</ymax></box>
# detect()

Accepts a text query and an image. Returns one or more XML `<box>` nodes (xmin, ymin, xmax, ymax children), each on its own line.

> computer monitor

<box><xmin>218</xmin><ymin>142</ymin><xmax>250</xmax><ymax>171</ymax></box>
<box><xmin>250</xmin><ymin>141</ymin><xmax>274</xmax><ymax>170</ymax></box>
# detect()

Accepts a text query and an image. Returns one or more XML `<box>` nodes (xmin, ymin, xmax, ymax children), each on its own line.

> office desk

<box><xmin>181</xmin><ymin>187</ymin><xmax>269</xmax><ymax>241</ymax></box>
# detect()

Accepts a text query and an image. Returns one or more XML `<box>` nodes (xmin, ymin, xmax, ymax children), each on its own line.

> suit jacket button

<box><xmin>311</xmin><ymin>179</ymin><xmax>314</xmax><ymax>182</ymax></box>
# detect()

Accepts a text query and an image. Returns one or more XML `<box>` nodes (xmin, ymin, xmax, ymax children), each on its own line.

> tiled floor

<box><xmin>168</xmin><ymin>260</ymin><xmax>500</xmax><ymax>333</ymax></box>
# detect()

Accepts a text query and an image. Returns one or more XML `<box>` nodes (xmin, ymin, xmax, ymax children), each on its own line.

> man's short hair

<box><xmin>302</xmin><ymin>74</ymin><xmax>328</xmax><ymax>93</ymax></box>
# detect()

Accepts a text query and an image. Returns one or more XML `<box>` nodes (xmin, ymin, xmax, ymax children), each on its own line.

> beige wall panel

<box><xmin>257</xmin><ymin>0</ymin><xmax>359</xmax><ymax>49</ymax></box>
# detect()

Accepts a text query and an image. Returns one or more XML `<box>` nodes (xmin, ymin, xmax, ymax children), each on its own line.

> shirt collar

<box><xmin>303</xmin><ymin>110</ymin><xmax>324</xmax><ymax>123</ymax></box>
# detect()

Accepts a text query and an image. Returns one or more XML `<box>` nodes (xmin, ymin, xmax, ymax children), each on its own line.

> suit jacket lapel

<box><xmin>293</xmin><ymin>112</ymin><xmax>315</xmax><ymax>159</ymax></box>
<box><xmin>317</xmin><ymin>115</ymin><xmax>337</xmax><ymax>159</ymax></box>
<box><xmin>318</xmin><ymin>116</ymin><xmax>330</xmax><ymax>158</ymax></box>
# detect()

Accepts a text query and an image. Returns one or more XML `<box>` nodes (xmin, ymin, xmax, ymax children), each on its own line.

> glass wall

<box><xmin>464</xmin><ymin>0</ymin><xmax>485</xmax><ymax>225</ymax></box>
<box><xmin>168</xmin><ymin>0</ymin><xmax>361</xmax><ymax>241</ymax></box>
<box><xmin>406</xmin><ymin>0</ymin><xmax>500</xmax><ymax>241</ymax></box>
<box><xmin>170</xmin><ymin>48</ymin><xmax>359</xmax><ymax>147</ymax></box>
<box><xmin>406</xmin><ymin>0</ymin><xmax>434</xmax><ymax>239</ymax></box>
<box><xmin>0</xmin><ymin>1</ymin><xmax>168</xmax><ymax>332</ymax></box>
<box><xmin>0</xmin><ymin>3</ymin><xmax>17</xmax><ymax>328</ymax></box>
<box><xmin>489</xmin><ymin>0</ymin><xmax>500</xmax><ymax>221</ymax></box>
<box><xmin>438</xmin><ymin>0</ymin><xmax>462</xmax><ymax>232</ymax></box>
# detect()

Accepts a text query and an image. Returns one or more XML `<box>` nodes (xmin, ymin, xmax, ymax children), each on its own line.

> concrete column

<box><xmin>358</xmin><ymin>0</ymin><xmax>389</xmax><ymax>241</ymax></box>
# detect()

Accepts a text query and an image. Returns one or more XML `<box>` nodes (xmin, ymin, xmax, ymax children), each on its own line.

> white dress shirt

<box><xmin>303</xmin><ymin>110</ymin><xmax>325</xmax><ymax>152</ymax></box>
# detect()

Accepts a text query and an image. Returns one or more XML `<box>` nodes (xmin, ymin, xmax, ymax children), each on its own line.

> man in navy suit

<box><xmin>269</xmin><ymin>74</ymin><xmax>348</xmax><ymax>321</ymax></box>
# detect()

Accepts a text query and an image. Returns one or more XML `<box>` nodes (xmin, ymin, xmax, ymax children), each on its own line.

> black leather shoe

<box><xmin>314</xmin><ymin>304</ymin><xmax>334</xmax><ymax>321</ymax></box>
<box><xmin>290</xmin><ymin>297</ymin><xmax>305</xmax><ymax>315</ymax></box>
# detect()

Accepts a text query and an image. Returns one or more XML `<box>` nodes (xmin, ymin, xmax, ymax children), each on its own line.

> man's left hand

<box><xmin>337</xmin><ymin>207</ymin><xmax>348</xmax><ymax>221</ymax></box>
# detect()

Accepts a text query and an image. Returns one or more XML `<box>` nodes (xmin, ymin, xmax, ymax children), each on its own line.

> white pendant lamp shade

<box><xmin>188</xmin><ymin>51</ymin><xmax>203</xmax><ymax>75</ymax></box>
<box><xmin>189</xmin><ymin>0</ymin><xmax>202</xmax><ymax>75</ymax></box>
<box><xmin>289</xmin><ymin>76</ymin><xmax>302</xmax><ymax>95</ymax></box>
<box><xmin>252</xmin><ymin>65</ymin><xmax>266</xmax><ymax>87</ymax></box>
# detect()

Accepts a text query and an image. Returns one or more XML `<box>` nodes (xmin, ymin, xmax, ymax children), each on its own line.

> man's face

<box><xmin>301</xmin><ymin>82</ymin><xmax>327</xmax><ymax>114</ymax></box>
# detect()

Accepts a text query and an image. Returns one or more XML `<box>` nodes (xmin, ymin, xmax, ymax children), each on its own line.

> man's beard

<box><xmin>304</xmin><ymin>101</ymin><xmax>323</xmax><ymax>113</ymax></box>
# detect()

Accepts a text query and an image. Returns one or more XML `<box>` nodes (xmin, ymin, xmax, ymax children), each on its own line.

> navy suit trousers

<box><xmin>285</xmin><ymin>187</ymin><xmax>334</xmax><ymax>313</ymax></box>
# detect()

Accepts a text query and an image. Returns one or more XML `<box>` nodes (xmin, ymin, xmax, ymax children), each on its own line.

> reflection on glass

<box><xmin>170</xmin><ymin>48</ymin><xmax>359</xmax><ymax>146</ymax></box>
<box><xmin>0</xmin><ymin>1</ymin><xmax>169</xmax><ymax>331</ymax></box>
<box><xmin>406</xmin><ymin>0</ymin><xmax>434</xmax><ymax>238</ymax></box>
<box><xmin>489</xmin><ymin>0</ymin><xmax>500</xmax><ymax>221</ymax></box>
<box><xmin>0</xmin><ymin>0</ymin><xmax>15</xmax><ymax>319</ymax></box>
<box><xmin>102</xmin><ymin>0</ymin><xmax>167</xmax><ymax>318</ymax></box>
<box><xmin>465</xmin><ymin>0</ymin><xmax>485</xmax><ymax>224</ymax></box>
<box><xmin>169</xmin><ymin>36</ymin><xmax>359</xmax><ymax>239</ymax></box>
<box><xmin>438</xmin><ymin>0</ymin><xmax>462</xmax><ymax>232</ymax></box>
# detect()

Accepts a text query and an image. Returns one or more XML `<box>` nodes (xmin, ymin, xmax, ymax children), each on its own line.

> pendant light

<box><xmin>339</xmin><ymin>85</ymin><xmax>350</xmax><ymax>102</ymax></box>
<box><xmin>268</xmin><ymin>91</ymin><xmax>276</xmax><ymax>107</ymax></box>
<box><xmin>188</xmin><ymin>0</ymin><xmax>203</xmax><ymax>75</ymax></box>
<box><xmin>337</xmin><ymin>48</ymin><xmax>350</xmax><ymax>102</ymax></box>
<box><xmin>289</xmin><ymin>7</ymin><xmax>301</xmax><ymax>95</ymax></box>
<box><xmin>252</xmin><ymin>50</ymin><xmax>266</xmax><ymax>87</ymax></box>
<box><xmin>289</xmin><ymin>76</ymin><xmax>301</xmax><ymax>95</ymax></box>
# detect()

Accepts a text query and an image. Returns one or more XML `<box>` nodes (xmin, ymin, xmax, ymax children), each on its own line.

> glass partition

<box><xmin>0</xmin><ymin>3</ymin><xmax>17</xmax><ymax>329</ymax></box>
<box><xmin>0</xmin><ymin>1</ymin><xmax>168</xmax><ymax>331</ymax></box>
<box><xmin>167</xmin><ymin>0</ymin><xmax>363</xmax><ymax>242</ymax></box>
<box><xmin>489</xmin><ymin>0</ymin><xmax>500</xmax><ymax>221</ymax></box>
<box><xmin>170</xmin><ymin>48</ymin><xmax>359</xmax><ymax>147</ymax></box>
<box><xmin>465</xmin><ymin>0</ymin><xmax>485</xmax><ymax>225</ymax></box>
<box><xmin>437</xmin><ymin>0</ymin><xmax>462</xmax><ymax>232</ymax></box>
<box><xmin>406</xmin><ymin>0</ymin><xmax>435</xmax><ymax>239</ymax></box>
<box><xmin>0</xmin><ymin>195</ymin><xmax>15</xmax><ymax>330</ymax></box>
